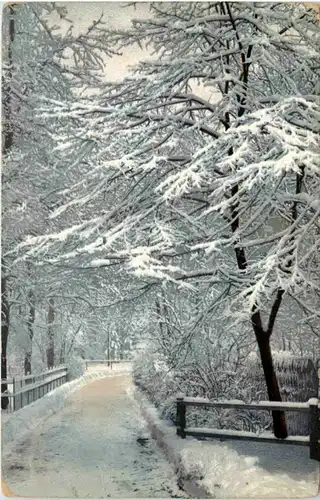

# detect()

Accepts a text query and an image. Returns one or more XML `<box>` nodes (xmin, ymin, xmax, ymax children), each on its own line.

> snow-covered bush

<box><xmin>132</xmin><ymin>341</ymin><xmax>272</xmax><ymax>434</ymax></box>
<box><xmin>134</xmin><ymin>340</ymin><xmax>319</xmax><ymax>435</ymax></box>
<box><xmin>66</xmin><ymin>356</ymin><xmax>85</xmax><ymax>380</ymax></box>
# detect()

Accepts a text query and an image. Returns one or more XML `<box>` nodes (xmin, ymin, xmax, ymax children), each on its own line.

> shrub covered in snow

<box><xmin>133</xmin><ymin>344</ymin><xmax>272</xmax><ymax>433</ymax></box>
<box><xmin>66</xmin><ymin>355</ymin><xmax>85</xmax><ymax>380</ymax></box>
<box><xmin>133</xmin><ymin>344</ymin><xmax>318</xmax><ymax>435</ymax></box>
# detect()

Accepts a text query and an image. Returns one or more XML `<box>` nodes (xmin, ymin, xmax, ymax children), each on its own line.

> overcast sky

<box><xmin>59</xmin><ymin>2</ymin><xmax>150</xmax><ymax>81</ymax></box>
<box><xmin>57</xmin><ymin>2</ymin><xmax>219</xmax><ymax>102</ymax></box>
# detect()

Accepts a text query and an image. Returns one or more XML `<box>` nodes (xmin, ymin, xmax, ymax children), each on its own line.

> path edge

<box><xmin>131</xmin><ymin>385</ymin><xmax>212</xmax><ymax>499</ymax></box>
<box><xmin>1</xmin><ymin>370</ymin><xmax>129</xmax><ymax>455</ymax></box>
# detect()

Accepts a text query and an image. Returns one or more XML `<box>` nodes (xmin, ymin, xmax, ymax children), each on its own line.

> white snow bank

<box><xmin>127</xmin><ymin>383</ymin><xmax>210</xmax><ymax>498</ymax></box>
<box><xmin>180</xmin><ymin>439</ymin><xmax>319</xmax><ymax>498</ymax></box>
<box><xmin>2</xmin><ymin>368</ymin><xmax>131</xmax><ymax>455</ymax></box>
<box><xmin>129</xmin><ymin>384</ymin><xmax>320</xmax><ymax>498</ymax></box>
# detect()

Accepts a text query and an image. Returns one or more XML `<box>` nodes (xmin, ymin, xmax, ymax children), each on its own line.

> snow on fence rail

<box><xmin>1</xmin><ymin>365</ymin><xmax>68</xmax><ymax>412</ymax></box>
<box><xmin>176</xmin><ymin>396</ymin><xmax>320</xmax><ymax>461</ymax></box>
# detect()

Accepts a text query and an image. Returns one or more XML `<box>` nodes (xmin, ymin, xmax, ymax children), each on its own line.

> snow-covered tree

<box><xmin>12</xmin><ymin>3</ymin><xmax>320</xmax><ymax>438</ymax></box>
<box><xmin>1</xmin><ymin>2</ymin><xmax>115</xmax><ymax>406</ymax></box>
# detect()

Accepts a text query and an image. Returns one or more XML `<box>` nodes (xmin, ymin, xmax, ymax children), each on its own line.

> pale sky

<box><xmin>59</xmin><ymin>2</ymin><xmax>150</xmax><ymax>81</ymax></box>
<box><xmin>57</xmin><ymin>2</ymin><xmax>221</xmax><ymax>102</ymax></box>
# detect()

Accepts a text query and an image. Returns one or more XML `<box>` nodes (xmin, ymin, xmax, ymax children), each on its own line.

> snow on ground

<box><xmin>180</xmin><ymin>438</ymin><xmax>319</xmax><ymax>498</ymax></box>
<box><xmin>130</xmin><ymin>384</ymin><xmax>320</xmax><ymax>499</ymax></box>
<box><xmin>2</xmin><ymin>367</ymin><xmax>319</xmax><ymax>499</ymax></box>
<box><xmin>2</xmin><ymin>374</ymin><xmax>184</xmax><ymax>498</ymax></box>
<box><xmin>2</xmin><ymin>365</ymin><xmax>131</xmax><ymax>449</ymax></box>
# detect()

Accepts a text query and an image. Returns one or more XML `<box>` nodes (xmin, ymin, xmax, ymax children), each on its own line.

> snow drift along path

<box><xmin>2</xmin><ymin>373</ymin><xmax>184</xmax><ymax>498</ymax></box>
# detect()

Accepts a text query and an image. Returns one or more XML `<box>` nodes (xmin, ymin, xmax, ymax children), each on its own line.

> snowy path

<box><xmin>2</xmin><ymin>375</ymin><xmax>184</xmax><ymax>498</ymax></box>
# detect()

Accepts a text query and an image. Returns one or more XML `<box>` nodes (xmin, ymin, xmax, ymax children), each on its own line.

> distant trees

<box><xmin>1</xmin><ymin>3</ymin><xmax>114</xmax><ymax>401</ymax></box>
<box><xmin>8</xmin><ymin>2</ymin><xmax>320</xmax><ymax>439</ymax></box>
<box><xmin>2</xmin><ymin>4</ymin><xmax>17</xmax><ymax>408</ymax></box>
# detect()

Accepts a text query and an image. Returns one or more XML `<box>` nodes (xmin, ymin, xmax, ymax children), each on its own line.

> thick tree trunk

<box><xmin>229</xmin><ymin>175</ymin><xmax>288</xmax><ymax>439</ymax></box>
<box><xmin>255</xmin><ymin>329</ymin><xmax>288</xmax><ymax>438</ymax></box>
<box><xmin>46</xmin><ymin>298</ymin><xmax>55</xmax><ymax>369</ymax></box>
<box><xmin>222</xmin><ymin>3</ymin><xmax>287</xmax><ymax>438</ymax></box>
<box><xmin>24</xmin><ymin>289</ymin><xmax>35</xmax><ymax>375</ymax></box>
<box><xmin>1</xmin><ymin>274</ymin><xmax>10</xmax><ymax>409</ymax></box>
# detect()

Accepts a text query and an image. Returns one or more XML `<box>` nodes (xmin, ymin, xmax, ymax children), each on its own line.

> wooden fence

<box><xmin>176</xmin><ymin>396</ymin><xmax>320</xmax><ymax>461</ymax></box>
<box><xmin>1</xmin><ymin>365</ymin><xmax>68</xmax><ymax>412</ymax></box>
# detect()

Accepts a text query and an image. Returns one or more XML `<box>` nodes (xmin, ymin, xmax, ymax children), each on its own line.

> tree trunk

<box><xmin>282</xmin><ymin>333</ymin><xmax>286</xmax><ymax>351</ymax></box>
<box><xmin>1</xmin><ymin>274</ymin><xmax>9</xmax><ymax>409</ymax></box>
<box><xmin>46</xmin><ymin>298</ymin><xmax>55</xmax><ymax>369</ymax></box>
<box><xmin>107</xmin><ymin>330</ymin><xmax>110</xmax><ymax>366</ymax></box>
<box><xmin>59</xmin><ymin>337</ymin><xmax>66</xmax><ymax>365</ymax></box>
<box><xmin>1</xmin><ymin>6</ymin><xmax>15</xmax><ymax>411</ymax></box>
<box><xmin>222</xmin><ymin>3</ymin><xmax>288</xmax><ymax>439</ymax></box>
<box><xmin>24</xmin><ymin>352</ymin><xmax>31</xmax><ymax>376</ymax></box>
<box><xmin>2</xmin><ymin>6</ymin><xmax>15</xmax><ymax>154</ymax></box>
<box><xmin>155</xmin><ymin>298</ymin><xmax>165</xmax><ymax>338</ymax></box>
<box><xmin>24</xmin><ymin>289</ymin><xmax>35</xmax><ymax>375</ymax></box>
<box><xmin>255</xmin><ymin>330</ymin><xmax>288</xmax><ymax>438</ymax></box>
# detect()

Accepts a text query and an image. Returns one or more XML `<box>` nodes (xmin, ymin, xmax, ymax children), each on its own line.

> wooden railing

<box><xmin>1</xmin><ymin>365</ymin><xmax>68</xmax><ymax>412</ymax></box>
<box><xmin>176</xmin><ymin>396</ymin><xmax>320</xmax><ymax>461</ymax></box>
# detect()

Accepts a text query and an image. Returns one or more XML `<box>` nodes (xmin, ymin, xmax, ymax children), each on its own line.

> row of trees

<box><xmin>3</xmin><ymin>2</ymin><xmax>320</xmax><ymax>439</ymax></box>
<box><xmin>1</xmin><ymin>4</ymin><xmax>137</xmax><ymax>407</ymax></box>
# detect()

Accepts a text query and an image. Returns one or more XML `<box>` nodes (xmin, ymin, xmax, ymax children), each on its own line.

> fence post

<box><xmin>176</xmin><ymin>397</ymin><xmax>186</xmax><ymax>438</ymax></box>
<box><xmin>309</xmin><ymin>398</ymin><xmax>320</xmax><ymax>460</ymax></box>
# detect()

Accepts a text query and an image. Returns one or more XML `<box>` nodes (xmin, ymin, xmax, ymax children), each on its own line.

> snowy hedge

<box><xmin>133</xmin><ymin>347</ymin><xmax>318</xmax><ymax>435</ymax></box>
<box><xmin>133</xmin><ymin>347</ymin><xmax>272</xmax><ymax>434</ymax></box>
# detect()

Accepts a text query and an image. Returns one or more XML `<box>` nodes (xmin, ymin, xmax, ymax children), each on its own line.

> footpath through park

<box><xmin>2</xmin><ymin>374</ymin><xmax>184</xmax><ymax>498</ymax></box>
